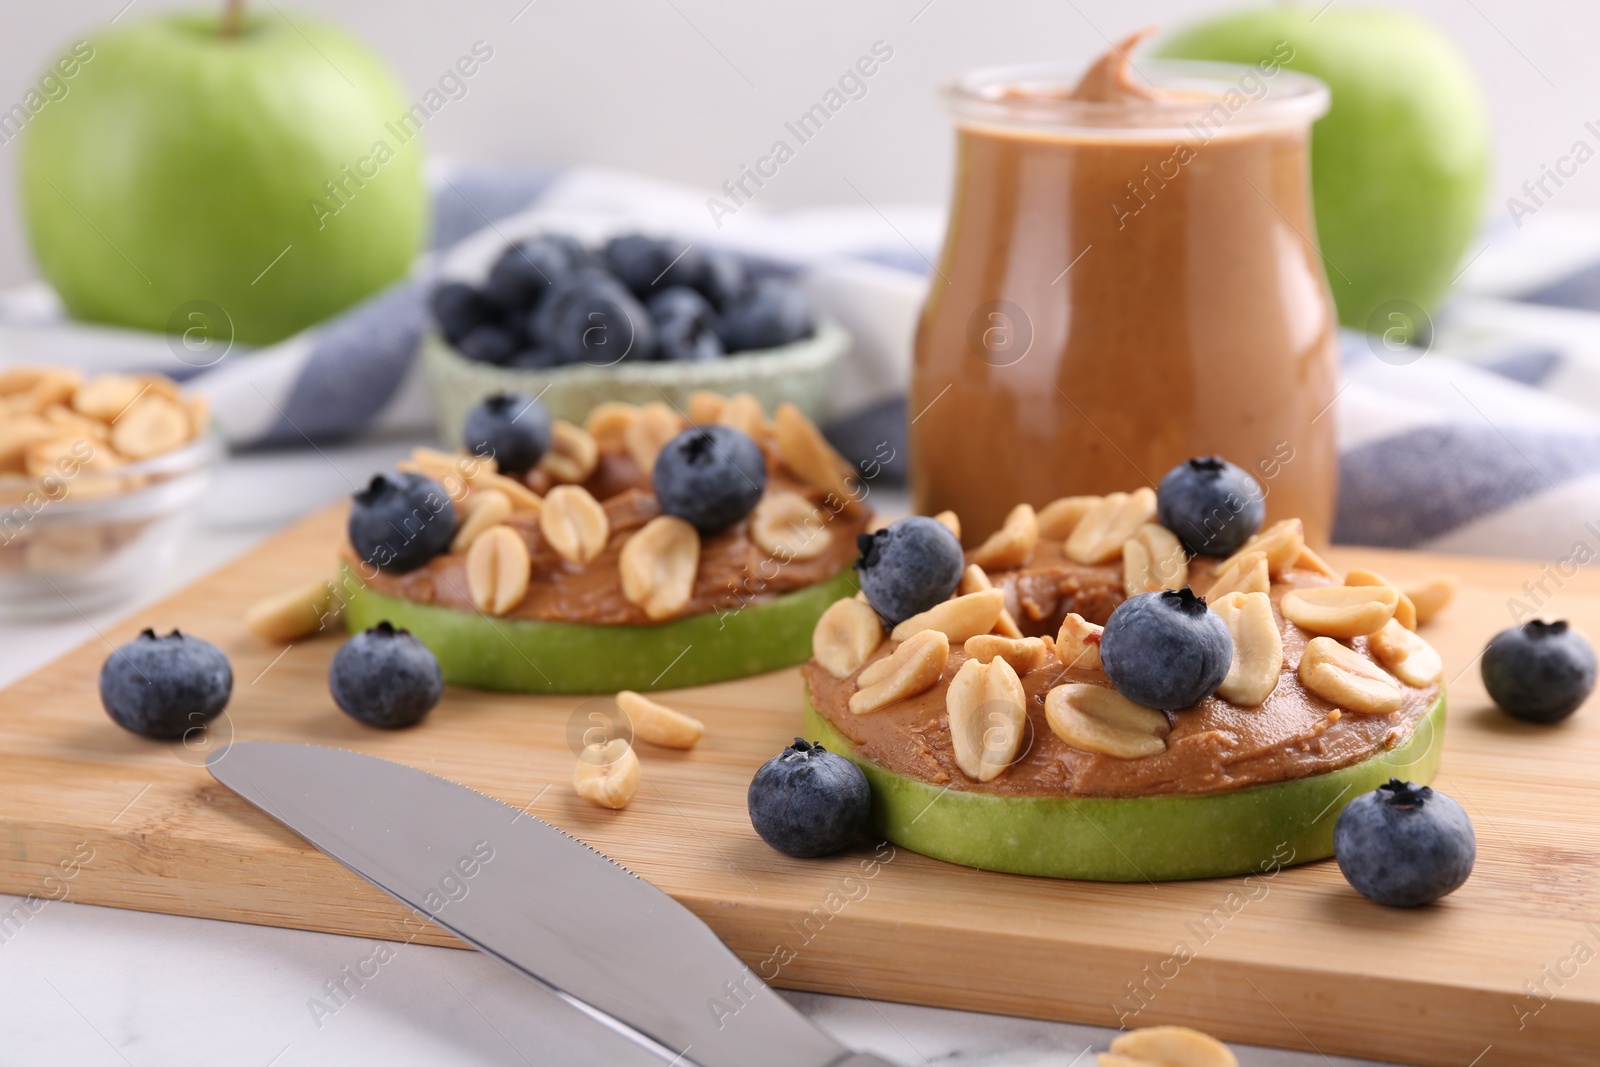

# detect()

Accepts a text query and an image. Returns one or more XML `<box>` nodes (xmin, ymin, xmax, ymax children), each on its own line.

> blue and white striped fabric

<box><xmin>3</xmin><ymin>163</ymin><xmax>1598</xmax><ymax>562</ymax></box>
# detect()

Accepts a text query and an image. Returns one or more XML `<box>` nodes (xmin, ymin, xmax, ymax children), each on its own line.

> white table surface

<box><xmin>0</xmin><ymin>437</ymin><xmax>1388</xmax><ymax>1067</ymax></box>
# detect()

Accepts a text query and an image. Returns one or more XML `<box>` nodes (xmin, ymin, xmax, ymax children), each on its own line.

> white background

<box><xmin>0</xmin><ymin>0</ymin><xmax>1595</xmax><ymax>288</ymax></box>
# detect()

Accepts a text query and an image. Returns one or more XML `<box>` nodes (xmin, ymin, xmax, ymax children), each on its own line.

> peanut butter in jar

<box><xmin>911</xmin><ymin>30</ymin><xmax>1339</xmax><ymax>545</ymax></box>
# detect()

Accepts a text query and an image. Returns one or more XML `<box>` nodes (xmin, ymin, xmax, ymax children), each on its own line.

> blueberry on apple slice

<box><xmin>718</xmin><ymin>278</ymin><xmax>815</xmax><ymax>352</ymax></box>
<box><xmin>329</xmin><ymin>621</ymin><xmax>443</xmax><ymax>729</ymax></box>
<box><xmin>99</xmin><ymin>629</ymin><xmax>232</xmax><ymax>740</ymax></box>
<box><xmin>652</xmin><ymin>425</ymin><xmax>766</xmax><ymax>533</ymax></box>
<box><xmin>647</xmin><ymin>287</ymin><xmax>723</xmax><ymax>362</ymax></box>
<box><xmin>1334</xmin><ymin>779</ymin><xmax>1475</xmax><ymax>907</ymax></box>
<box><xmin>430</xmin><ymin>282</ymin><xmax>496</xmax><ymax>345</ymax></box>
<box><xmin>348</xmin><ymin>471</ymin><xmax>458</xmax><ymax>574</ymax></box>
<box><xmin>1100</xmin><ymin>587</ymin><xmax>1232</xmax><ymax>710</ymax></box>
<box><xmin>462</xmin><ymin>392</ymin><xmax>552</xmax><ymax>476</ymax></box>
<box><xmin>1481</xmin><ymin>619</ymin><xmax>1596</xmax><ymax>724</ymax></box>
<box><xmin>748</xmin><ymin>738</ymin><xmax>871</xmax><ymax>858</ymax></box>
<box><xmin>1156</xmin><ymin>456</ymin><xmax>1265</xmax><ymax>557</ymax></box>
<box><xmin>854</xmin><ymin>516</ymin><xmax>965</xmax><ymax>627</ymax></box>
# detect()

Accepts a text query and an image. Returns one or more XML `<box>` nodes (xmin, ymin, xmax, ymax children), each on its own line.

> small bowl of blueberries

<box><xmin>423</xmin><ymin>230</ymin><xmax>848</xmax><ymax>441</ymax></box>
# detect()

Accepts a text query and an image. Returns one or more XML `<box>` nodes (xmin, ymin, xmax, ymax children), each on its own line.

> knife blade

<box><xmin>209</xmin><ymin>741</ymin><xmax>898</xmax><ymax>1067</ymax></box>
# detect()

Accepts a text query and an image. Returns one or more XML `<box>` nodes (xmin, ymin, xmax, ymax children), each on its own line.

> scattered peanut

<box><xmin>465</xmin><ymin>525</ymin><xmax>532</xmax><ymax>616</ymax></box>
<box><xmin>466</xmin><ymin>469</ymin><xmax>543</xmax><ymax>512</ymax></box>
<box><xmin>947</xmin><ymin>656</ymin><xmax>1027</xmax><ymax>782</ymax></box>
<box><xmin>1368</xmin><ymin>619</ymin><xmax>1443</xmax><ymax>687</ymax></box>
<box><xmin>1345</xmin><ymin>568</ymin><xmax>1417</xmax><ymax>630</ymax></box>
<box><xmin>1099</xmin><ymin>1025</ymin><xmax>1238</xmax><ymax>1067</ymax></box>
<box><xmin>963</xmin><ymin>634</ymin><xmax>1053</xmax><ymax>674</ymax></box>
<box><xmin>1064</xmin><ymin>489</ymin><xmax>1157</xmax><ymax>565</ymax></box>
<box><xmin>1280</xmin><ymin>583</ymin><xmax>1398</xmax><ymax>638</ymax></box>
<box><xmin>1045</xmin><ymin>683</ymin><xmax>1171</xmax><ymax>759</ymax></box>
<box><xmin>717</xmin><ymin>392</ymin><xmax>768</xmax><ymax>439</ymax></box>
<box><xmin>933</xmin><ymin>510</ymin><xmax>961</xmax><ymax>540</ymax></box>
<box><xmin>774</xmin><ymin>403</ymin><xmax>858</xmax><ymax>513</ymax></box>
<box><xmin>1209</xmin><ymin>591</ymin><xmax>1282</xmax><ymax>706</ymax></box>
<box><xmin>750</xmin><ymin>491</ymin><xmax>831</xmax><ymax>560</ymax></box>
<box><xmin>1204</xmin><ymin>550</ymin><xmax>1269</xmax><ymax>600</ymax></box>
<box><xmin>540</xmin><ymin>485</ymin><xmax>610</xmax><ymax>564</ymax></box>
<box><xmin>1401</xmin><ymin>574</ymin><xmax>1459</xmax><ymax>626</ymax></box>
<box><xmin>1055</xmin><ymin>613</ymin><xmax>1104</xmax><ymax>671</ymax></box>
<box><xmin>573</xmin><ymin>739</ymin><xmax>641</xmax><ymax>809</ymax></box>
<box><xmin>450</xmin><ymin>488</ymin><xmax>513</xmax><ymax>552</ymax></box>
<box><xmin>244</xmin><ymin>578</ymin><xmax>341</xmax><ymax>642</ymax></box>
<box><xmin>1037</xmin><ymin>495</ymin><xmax>1101</xmax><ymax>539</ymax></box>
<box><xmin>1218</xmin><ymin>518</ymin><xmax>1304</xmax><ymax>578</ymax></box>
<box><xmin>619</xmin><ymin>515</ymin><xmax>700</xmax><ymax>620</ymax></box>
<box><xmin>1296</xmin><ymin>544</ymin><xmax>1341</xmax><ymax>579</ymax></box>
<box><xmin>538</xmin><ymin>420</ymin><xmax>599</xmax><ymax>484</ymax></box>
<box><xmin>1123</xmin><ymin>522</ymin><xmax>1188</xmax><ymax>596</ymax></box>
<box><xmin>957</xmin><ymin>563</ymin><xmax>1022</xmax><ymax>637</ymax></box>
<box><xmin>812</xmin><ymin>597</ymin><xmax>885</xmax><ymax>678</ymax></box>
<box><xmin>890</xmin><ymin>589</ymin><xmax>1005</xmax><ymax>643</ymax></box>
<box><xmin>970</xmin><ymin>503</ymin><xmax>1039</xmax><ymax>571</ymax></box>
<box><xmin>584</xmin><ymin>401</ymin><xmax>638</xmax><ymax>448</ymax></box>
<box><xmin>850</xmin><ymin>630</ymin><xmax>949</xmax><ymax>714</ymax></box>
<box><xmin>109</xmin><ymin>395</ymin><xmax>190</xmax><ymax>459</ymax></box>
<box><xmin>623</xmin><ymin>401</ymin><xmax>683</xmax><ymax>475</ymax></box>
<box><xmin>687</xmin><ymin>390</ymin><xmax>726</xmax><ymax>424</ymax></box>
<box><xmin>615</xmin><ymin>690</ymin><xmax>704</xmax><ymax>749</ymax></box>
<box><xmin>1299</xmin><ymin>637</ymin><xmax>1404</xmax><ymax>715</ymax></box>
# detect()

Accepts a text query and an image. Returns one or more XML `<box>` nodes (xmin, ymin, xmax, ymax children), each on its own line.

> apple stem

<box><xmin>219</xmin><ymin>0</ymin><xmax>246</xmax><ymax>38</ymax></box>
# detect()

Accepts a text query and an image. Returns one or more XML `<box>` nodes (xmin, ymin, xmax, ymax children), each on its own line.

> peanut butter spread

<box><xmin>351</xmin><ymin>439</ymin><xmax>871</xmax><ymax>626</ymax></box>
<box><xmin>805</xmin><ymin>553</ymin><xmax>1439</xmax><ymax>799</ymax></box>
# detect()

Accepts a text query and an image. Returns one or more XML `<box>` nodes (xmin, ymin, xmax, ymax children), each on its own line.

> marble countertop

<box><xmin>0</xmin><ymin>438</ymin><xmax>1395</xmax><ymax>1067</ymax></box>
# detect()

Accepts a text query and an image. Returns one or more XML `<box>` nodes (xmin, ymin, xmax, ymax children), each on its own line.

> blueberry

<box><xmin>651</xmin><ymin>425</ymin><xmax>767</xmax><ymax>533</ymax></box>
<box><xmin>648</xmin><ymin>287</ymin><xmax>723</xmax><ymax>362</ymax></box>
<box><xmin>747</xmin><ymin>738</ymin><xmax>872</xmax><ymax>858</ymax></box>
<box><xmin>718</xmin><ymin>278</ymin><xmax>815</xmax><ymax>352</ymax></box>
<box><xmin>1099</xmin><ymin>587</ymin><xmax>1232</xmax><ymax>710</ymax></box>
<box><xmin>602</xmin><ymin>234</ymin><xmax>681</xmax><ymax>297</ymax></box>
<box><xmin>1481</xmin><ymin>619</ymin><xmax>1597</xmax><ymax>724</ymax></box>
<box><xmin>455</xmin><ymin>324</ymin><xmax>519</xmax><ymax>366</ymax></box>
<box><xmin>348</xmin><ymin>471</ymin><xmax>458</xmax><ymax>574</ymax></box>
<box><xmin>462</xmin><ymin>392</ymin><xmax>553</xmax><ymax>476</ymax></box>
<box><xmin>99</xmin><ymin>628</ymin><xmax>232</xmax><ymax>740</ymax></box>
<box><xmin>532</xmin><ymin>269</ymin><xmax>654</xmax><ymax>365</ymax></box>
<box><xmin>329</xmin><ymin>621</ymin><xmax>444</xmax><ymax>729</ymax></box>
<box><xmin>1334</xmin><ymin>779</ymin><xmax>1475</xmax><ymax>907</ymax></box>
<box><xmin>1156</xmin><ymin>456</ymin><xmax>1266</xmax><ymax>557</ymax></box>
<box><xmin>854</xmin><ymin>516</ymin><xmax>965</xmax><ymax>627</ymax></box>
<box><xmin>430</xmin><ymin>282</ymin><xmax>495</xmax><ymax>344</ymax></box>
<box><xmin>483</xmin><ymin>236</ymin><xmax>583</xmax><ymax>312</ymax></box>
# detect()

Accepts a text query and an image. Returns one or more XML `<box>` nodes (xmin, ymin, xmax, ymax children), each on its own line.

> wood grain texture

<box><xmin>1</xmin><ymin>504</ymin><xmax>1597</xmax><ymax>1064</ymax></box>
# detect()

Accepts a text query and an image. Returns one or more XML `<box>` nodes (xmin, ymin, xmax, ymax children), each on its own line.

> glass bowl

<box><xmin>0</xmin><ymin>432</ymin><xmax>223</xmax><ymax>618</ymax></box>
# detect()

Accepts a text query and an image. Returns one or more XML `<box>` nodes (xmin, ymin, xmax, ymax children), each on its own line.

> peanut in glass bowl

<box><xmin>0</xmin><ymin>432</ymin><xmax>223</xmax><ymax>618</ymax></box>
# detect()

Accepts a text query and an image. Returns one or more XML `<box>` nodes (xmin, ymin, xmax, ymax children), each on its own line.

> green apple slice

<box><xmin>804</xmin><ymin>689</ymin><xmax>1446</xmax><ymax>881</ymax></box>
<box><xmin>341</xmin><ymin>563</ymin><xmax>858</xmax><ymax>694</ymax></box>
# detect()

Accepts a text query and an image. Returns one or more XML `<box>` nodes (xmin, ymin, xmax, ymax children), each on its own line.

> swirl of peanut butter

<box><xmin>1067</xmin><ymin>26</ymin><xmax>1164</xmax><ymax>102</ymax></box>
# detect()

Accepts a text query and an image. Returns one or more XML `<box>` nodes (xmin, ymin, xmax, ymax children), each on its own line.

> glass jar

<box><xmin>910</xmin><ymin>59</ymin><xmax>1338</xmax><ymax>546</ymax></box>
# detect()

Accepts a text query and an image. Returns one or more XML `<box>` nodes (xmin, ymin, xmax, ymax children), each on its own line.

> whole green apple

<box><xmin>1158</xmin><ymin>5</ymin><xmax>1490</xmax><ymax>339</ymax></box>
<box><xmin>20</xmin><ymin>7</ymin><xmax>426</xmax><ymax>346</ymax></box>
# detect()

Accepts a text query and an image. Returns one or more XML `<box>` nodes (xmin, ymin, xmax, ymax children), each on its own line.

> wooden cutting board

<box><xmin>1</xmin><ymin>503</ymin><xmax>1596</xmax><ymax>1066</ymax></box>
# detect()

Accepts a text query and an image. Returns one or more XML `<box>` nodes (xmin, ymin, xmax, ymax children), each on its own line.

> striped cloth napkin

<box><xmin>2</xmin><ymin>163</ymin><xmax>1597</xmax><ymax>563</ymax></box>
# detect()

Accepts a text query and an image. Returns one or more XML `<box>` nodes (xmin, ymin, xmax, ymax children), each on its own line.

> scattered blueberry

<box><xmin>718</xmin><ymin>277</ymin><xmax>815</xmax><ymax>351</ymax></box>
<box><xmin>99</xmin><ymin>628</ymin><xmax>232</xmax><ymax>740</ymax></box>
<box><xmin>748</xmin><ymin>738</ymin><xmax>872</xmax><ymax>858</ymax></box>
<box><xmin>328</xmin><ymin>621</ymin><xmax>444</xmax><ymax>729</ymax></box>
<box><xmin>648</xmin><ymin>287</ymin><xmax>723</xmax><ymax>362</ymax></box>
<box><xmin>532</xmin><ymin>269</ymin><xmax>655</xmax><ymax>364</ymax></box>
<box><xmin>462</xmin><ymin>392</ymin><xmax>552</xmax><ymax>476</ymax></box>
<box><xmin>1156</xmin><ymin>456</ymin><xmax>1265</xmax><ymax>557</ymax></box>
<box><xmin>348</xmin><ymin>471</ymin><xmax>458</xmax><ymax>574</ymax></box>
<box><xmin>483</xmin><ymin>236</ymin><xmax>580</xmax><ymax>312</ymax></box>
<box><xmin>854</xmin><ymin>516</ymin><xmax>965</xmax><ymax>627</ymax></box>
<box><xmin>1334</xmin><ymin>779</ymin><xmax>1475</xmax><ymax>907</ymax></box>
<box><xmin>652</xmin><ymin>425</ymin><xmax>767</xmax><ymax>533</ymax></box>
<box><xmin>1100</xmin><ymin>587</ymin><xmax>1232</xmax><ymax>710</ymax></box>
<box><xmin>455</xmin><ymin>323</ymin><xmax>520</xmax><ymax>366</ymax></box>
<box><xmin>430</xmin><ymin>282</ymin><xmax>495</xmax><ymax>344</ymax></box>
<box><xmin>1481</xmin><ymin>620</ymin><xmax>1597</xmax><ymax>724</ymax></box>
